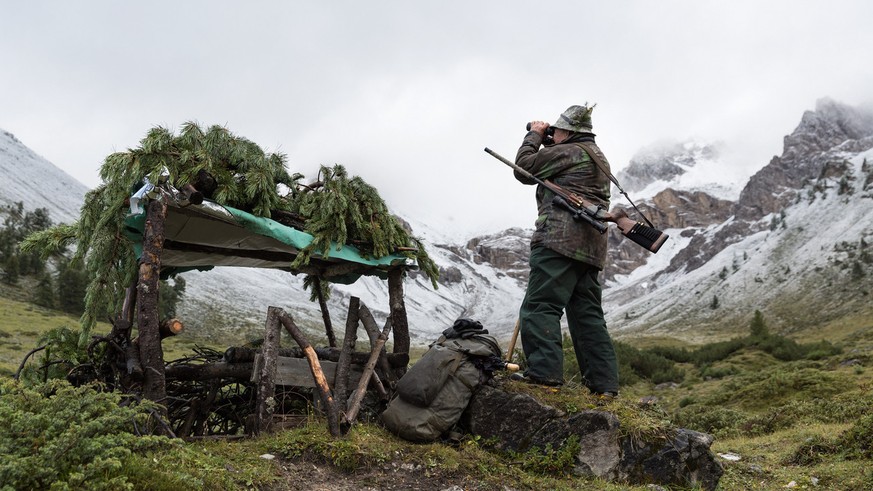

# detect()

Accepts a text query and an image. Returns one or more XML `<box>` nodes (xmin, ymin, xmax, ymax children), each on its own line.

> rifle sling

<box><xmin>575</xmin><ymin>142</ymin><xmax>656</xmax><ymax>228</ymax></box>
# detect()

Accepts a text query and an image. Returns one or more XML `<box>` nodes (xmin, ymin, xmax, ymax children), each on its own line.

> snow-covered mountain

<box><xmin>604</xmin><ymin>98</ymin><xmax>873</xmax><ymax>341</ymax></box>
<box><xmin>3</xmin><ymin>97</ymin><xmax>871</xmax><ymax>347</ymax></box>
<box><xmin>616</xmin><ymin>139</ymin><xmax>743</xmax><ymax>202</ymax></box>
<box><xmin>0</xmin><ymin>130</ymin><xmax>89</xmax><ymax>224</ymax></box>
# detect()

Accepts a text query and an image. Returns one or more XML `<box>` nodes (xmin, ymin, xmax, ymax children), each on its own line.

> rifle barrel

<box><xmin>483</xmin><ymin>147</ymin><xmax>536</xmax><ymax>181</ymax></box>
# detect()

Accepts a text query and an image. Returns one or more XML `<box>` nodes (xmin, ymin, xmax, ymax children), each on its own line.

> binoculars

<box><xmin>526</xmin><ymin>123</ymin><xmax>555</xmax><ymax>144</ymax></box>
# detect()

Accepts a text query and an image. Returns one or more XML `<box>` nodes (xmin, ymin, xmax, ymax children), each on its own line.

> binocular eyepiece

<box><xmin>526</xmin><ymin>123</ymin><xmax>555</xmax><ymax>144</ymax></box>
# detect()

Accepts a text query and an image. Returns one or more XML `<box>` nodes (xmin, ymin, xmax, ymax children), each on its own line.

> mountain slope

<box><xmin>604</xmin><ymin>98</ymin><xmax>873</xmax><ymax>341</ymax></box>
<box><xmin>0</xmin><ymin>130</ymin><xmax>89</xmax><ymax>224</ymax></box>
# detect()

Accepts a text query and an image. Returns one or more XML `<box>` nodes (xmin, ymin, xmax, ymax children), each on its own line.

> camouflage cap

<box><xmin>552</xmin><ymin>104</ymin><xmax>596</xmax><ymax>134</ymax></box>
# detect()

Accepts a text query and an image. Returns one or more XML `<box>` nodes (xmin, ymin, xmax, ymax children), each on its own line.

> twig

<box><xmin>14</xmin><ymin>345</ymin><xmax>47</xmax><ymax>380</ymax></box>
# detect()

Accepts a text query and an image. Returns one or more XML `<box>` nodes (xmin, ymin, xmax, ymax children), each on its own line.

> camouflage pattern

<box><xmin>514</xmin><ymin>131</ymin><xmax>611</xmax><ymax>269</ymax></box>
<box><xmin>551</xmin><ymin>104</ymin><xmax>595</xmax><ymax>134</ymax></box>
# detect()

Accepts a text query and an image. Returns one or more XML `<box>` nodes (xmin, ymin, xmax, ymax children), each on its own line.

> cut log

<box><xmin>159</xmin><ymin>318</ymin><xmax>184</xmax><ymax>339</ymax></box>
<box><xmin>165</xmin><ymin>362</ymin><xmax>253</xmax><ymax>381</ymax></box>
<box><xmin>223</xmin><ymin>346</ymin><xmax>409</xmax><ymax>367</ymax></box>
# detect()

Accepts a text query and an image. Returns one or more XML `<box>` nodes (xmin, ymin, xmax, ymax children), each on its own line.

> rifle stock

<box><xmin>608</xmin><ymin>209</ymin><xmax>669</xmax><ymax>253</ymax></box>
<box><xmin>484</xmin><ymin>147</ymin><xmax>669</xmax><ymax>253</ymax></box>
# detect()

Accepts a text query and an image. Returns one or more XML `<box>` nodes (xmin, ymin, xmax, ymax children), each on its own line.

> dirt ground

<box><xmin>270</xmin><ymin>456</ymin><xmax>506</xmax><ymax>491</ymax></box>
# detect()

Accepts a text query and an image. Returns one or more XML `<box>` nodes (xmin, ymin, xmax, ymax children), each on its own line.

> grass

<box><xmin>2</xmin><ymin>282</ymin><xmax>872</xmax><ymax>490</ymax></box>
<box><xmin>0</xmin><ymin>296</ymin><xmax>218</xmax><ymax>377</ymax></box>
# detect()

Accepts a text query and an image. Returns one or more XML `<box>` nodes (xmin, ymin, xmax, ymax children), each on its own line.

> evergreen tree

<box><xmin>710</xmin><ymin>295</ymin><xmax>719</xmax><ymax>309</ymax></box>
<box><xmin>851</xmin><ymin>261</ymin><xmax>865</xmax><ymax>280</ymax></box>
<box><xmin>158</xmin><ymin>276</ymin><xmax>186</xmax><ymax>319</ymax></box>
<box><xmin>56</xmin><ymin>260</ymin><xmax>87</xmax><ymax>315</ymax></box>
<box><xmin>749</xmin><ymin>310</ymin><xmax>769</xmax><ymax>338</ymax></box>
<box><xmin>32</xmin><ymin>272</ymin><xmax>56</xmax><ymax>309</ymax></box>
<box><xmin>0</xmin><ymin>202</ymin><xmax>53</xmax><ymax>282</ymax></box>
<box><xmin>2</xmin><ymin>253</ymin><xmax>20</xmax><ymax>285</ymax></box>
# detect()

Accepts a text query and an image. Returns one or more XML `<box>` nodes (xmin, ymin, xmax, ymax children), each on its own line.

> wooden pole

<box><xmin>506</xmin><ymin>318</ymin><xmax>521</xmax><ymax>362</ymax></box>
<box><xmin>343</xmin><ymin>317</ymin><xmax>392</xmax><ymax>429</ymax></box>
<box><xmin>387</xmin><ymin>268</ymin><xmax>409</xmax><ymax>374</ymax></box>
<box><xmin>137</xmin><ymin>198</ymin><xmax>169</xmax><ymax>421</ymax></box>
<box><xmin>253</xmin><ymin>306</ymin><xmax>282</xmax><ymax>435</ymax></box>
<box><xmin>313</xmin><ymin>277</ymin><xmax>337</xmax><ymax>348</ymax></box>
<box><xmin>277</xmin><ymin>310</ymin><xmax>342</xmax><ymax>438</ymax></box>
<box><xmin>358</xmin><ymin>303</ymin><xmax>396</xmax><ymax>385</ymax></box>
<box><xmin>334</xmin><ymin>296</ymin><xmax>359</xmax><ymax>409</ymax></box>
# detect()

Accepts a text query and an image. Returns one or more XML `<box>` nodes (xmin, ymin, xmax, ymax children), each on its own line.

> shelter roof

<box><xmin>123</xmin><ymin>196</ymin><xmax>410</xmax><ymax>284</ymax></box>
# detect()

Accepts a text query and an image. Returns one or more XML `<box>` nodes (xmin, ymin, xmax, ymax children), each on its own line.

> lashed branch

<box><xmin>277</xmin><ymin>310</ymin><xmax>341</xmax><ymax>437</ymax></box>
<box><xmin>343</xmin><ymin>317</ymin><xmax>392</xmax><ymax>429</ymax></box>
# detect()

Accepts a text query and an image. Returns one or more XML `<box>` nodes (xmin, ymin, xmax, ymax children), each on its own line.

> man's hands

<box><xmin>528</xmin><ymin>120</ymin><xmax>550</xmax><ymax>136</ymax></box>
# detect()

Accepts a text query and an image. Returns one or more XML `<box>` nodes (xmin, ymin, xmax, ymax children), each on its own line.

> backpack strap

<box><xmin>575</xmin><ymin>142</ymin><xmax>656</xmax><ymax>228</ymax></box>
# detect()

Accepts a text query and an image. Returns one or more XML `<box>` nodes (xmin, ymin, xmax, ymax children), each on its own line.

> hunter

<box><xmin>511</xmin><ymin>104</ymin><xmax>620</xmax><ymax>400</ymax></box>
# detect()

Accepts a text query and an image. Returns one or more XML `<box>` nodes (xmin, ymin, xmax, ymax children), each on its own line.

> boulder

<box><xmin>462</xmin><ymin>385</ymin><xmax>723</xmax><ymax>490</ymax></box>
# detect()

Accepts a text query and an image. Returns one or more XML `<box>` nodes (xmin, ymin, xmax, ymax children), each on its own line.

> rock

<box><xmin>463</xmin><ymin>385</ymin><xmax>723</xmax><ymax>490</ymax></box>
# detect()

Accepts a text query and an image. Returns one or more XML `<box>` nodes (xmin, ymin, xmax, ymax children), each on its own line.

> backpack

<box><xmin>380</xmin><ymin>326</ymin><xmax>502</xmax><ymax>442</ymax></box>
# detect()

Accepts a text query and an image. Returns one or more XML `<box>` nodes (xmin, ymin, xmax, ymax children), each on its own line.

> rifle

<box><xmin>484</xmin><ymin>147</ymin><xmax>669</xmax><ymax>253</ymax></box>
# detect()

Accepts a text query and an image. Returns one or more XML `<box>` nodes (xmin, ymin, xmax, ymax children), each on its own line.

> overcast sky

<box><xmin>2</xmin><ymin>1</ymin><xmax>871</xmax><ymax>237</ymax></box>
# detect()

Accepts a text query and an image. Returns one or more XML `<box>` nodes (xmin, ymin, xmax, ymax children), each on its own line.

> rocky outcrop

<box><xmin>737</xmin><ymin>98</ymin><xmax>873</xmax><ymax>220</ymax></box>
<box><xmin>465</xmin><ymin>227</ymin><xmax>532</xmax><ymax>281</ymax></box>
<box><xmin>604</xmin><ymin>188</ymin><xmax>734</xmax><ymax>281</ymax></box>
<box><xmin>462</xmin><ymin>385</ymin><xmax>723</xmax><ymax>490</ymax></box>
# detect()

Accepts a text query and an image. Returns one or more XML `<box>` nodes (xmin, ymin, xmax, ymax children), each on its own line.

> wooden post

<box><xmin>387</xmin><ymin>268</ymin><xmax>409</xmax><ymax>372</ymax></box>
<box><xmin>334</xmin><ymin>296</ymin><xmax>359</xmax><ymax>409</ymax></box>
<box><xmin>277</xmin><ymin>310</ymin><xmax>342</xmax><ymax>438</ymax></box>
<box><xmin>137</xmin><ymin>198</ymin><xmax>169</xmax><ymax>420</ymax></box>
<box><xmin>314</xmin><ymin>277</ymin><xmax>337</xmax><ymax>348</ymax></box>
<box><xmin>358</xmin><ymin>303</ymin><xmax>396</xmax><ymax>385</ymax></box>
<box><xmin>343</xmin><ymin>317</ymin><xmax>392</xmax><ymax>429</ymax></box>
<box><xmin>253</xmin><ymin>306</ymin><xmax>282</xmax><ymax>435</ymax></box>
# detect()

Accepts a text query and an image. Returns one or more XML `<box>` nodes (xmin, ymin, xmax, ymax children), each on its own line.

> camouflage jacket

<box><xmin>514</xmin><ymin>131</ymin><xmax>611</xmax><ymax>269</ymax></box>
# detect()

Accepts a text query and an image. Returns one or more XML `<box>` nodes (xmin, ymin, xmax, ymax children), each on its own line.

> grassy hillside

<box><xmin>0</xmin><ymin>294</ymin><xmax>214</xmax><ymax>377</ymax></box>
<box><xmin>2</xmin><ymin>286</ymin><xmax>872</xmax><ymax>489</ymax></box>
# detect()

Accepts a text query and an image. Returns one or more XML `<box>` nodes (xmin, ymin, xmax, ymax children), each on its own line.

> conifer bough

<box><xmin>23</xmin><ymin>122</ymin><xmax>439</xmax><ymax>342</ymax></box>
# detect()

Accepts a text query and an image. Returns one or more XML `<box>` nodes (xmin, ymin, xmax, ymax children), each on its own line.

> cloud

<box><xmin>1</xmin><ymin>1</ymin><xmax>872</xmax><ymax>236</ymax></box>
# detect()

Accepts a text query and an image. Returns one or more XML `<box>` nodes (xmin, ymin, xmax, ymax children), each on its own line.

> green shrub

<box><xmin>839</xmin><ymin>413</ymin><xmax>873</xmax><ymax>459</ymax></box>
<box><xmin>613</xmin><ymin>341</ymin><xmax>684</xmax><ymax>386</ymax></box>
<box><xmin>517</xmin><ymin>435</ymin><xmax>581</xmax><ymax>475</ymax></box>
<box><xmin>699</xmin><ymin>364</ymin><xmax>739</xmax><ymax>379</ymax></box>
<box><xmin>785</xmin><ymin>435</ymin><xmax>840</xmax><ymax>466</ymax></box>
<box><xmin>673</xmin><ymin>405</ymin><xmax>749</xmax><ymax>438</ymax></box>
<box><xmin>0</xmin><ymin>379</ymin><xmax>173</xmax><ymax>490</ymax></box>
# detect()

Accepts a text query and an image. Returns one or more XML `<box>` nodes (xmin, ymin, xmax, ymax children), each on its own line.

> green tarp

<box><xmin>122</xmin><ymin>200</ymin><xmax>408</xmax><ymax>283</ymax></box>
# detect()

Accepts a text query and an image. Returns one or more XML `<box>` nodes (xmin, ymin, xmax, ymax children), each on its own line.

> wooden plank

<box><xmin>252</xmin><ymin>355</ymin><xmax>362</xmax><ymax>388</ymax></box>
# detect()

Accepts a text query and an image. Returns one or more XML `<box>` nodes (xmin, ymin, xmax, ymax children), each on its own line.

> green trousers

<box><xmin>518</xmin><ymin>246</ymin><xmax>619</xmax><ymax>393</ymax></box>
